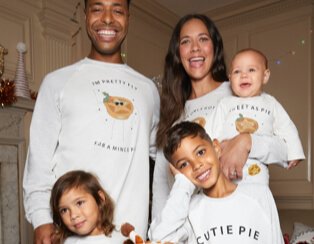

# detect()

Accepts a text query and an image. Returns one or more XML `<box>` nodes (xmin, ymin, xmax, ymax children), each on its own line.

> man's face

<box><xmin>171</xmin><ymin>136</ymin><xmax>222</xmax><ymax>194</ymax></box>
<box><xmin>85</xmin><ymin>0</ymin><xmax>129</xmax><ymax>63</ymax></box>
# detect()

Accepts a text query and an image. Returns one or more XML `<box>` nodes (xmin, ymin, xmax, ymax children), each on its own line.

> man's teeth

<box><xmin>98</xmin><ymin>30</ymin><xmax>116</xmax><ymax>36</ymax></box>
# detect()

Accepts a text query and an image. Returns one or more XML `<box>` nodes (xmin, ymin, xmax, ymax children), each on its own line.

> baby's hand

<box><xmin>287</xmin><ymin>159</ymin><xmax>301</xmax><ymax>169</ymax></box>
<box><xmin>169</xmin><ymin>163</ymin><xmax>180</xmax><ymax>176</ymax></box>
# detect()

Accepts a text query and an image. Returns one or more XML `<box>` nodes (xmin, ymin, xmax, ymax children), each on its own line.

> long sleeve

<box><xmin>149</xmin><ymin>174</ymin><xmax>195</xmax><ymax>243</ymax></box>
<box><xmin>250</xmin><ymin>133</ymin><xmax>288</xmax><ymax>167</ymax></box>
<box><xmin>149</xmin><ymin>86</ymin><xmax>160</xmax><ymax>161</ymax></box>
<box><xmin>151</xmin><ymin>150</ymin><xmax>172</xmax><ymax>220</ymax></box>
<box><xmin>272</xmin><ymin>97</ymin><xmax>305</xmax><ymax>161</ymax></box>
<box><xmin>23</xmin><ymin>74</ymin><xmax>62</xmax><ymax>228</ymax></box>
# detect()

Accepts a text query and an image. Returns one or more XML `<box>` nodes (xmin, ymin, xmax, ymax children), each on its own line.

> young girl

<box><xmin>50</xmin><ymin>170</ymin><xmax>117</xmax><ymax>244</ymax></box>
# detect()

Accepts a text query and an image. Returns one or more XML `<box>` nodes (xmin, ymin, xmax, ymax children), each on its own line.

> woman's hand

<box><xmin>219</xmin><ymin>133</ymin><xmax>251</xmax><ymax>180</ymax></box>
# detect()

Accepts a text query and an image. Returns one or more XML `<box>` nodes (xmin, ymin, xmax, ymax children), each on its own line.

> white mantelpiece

<box><xmin>0</xmin><ymin>98</ymin><xmax>34</xmax><ymax>244</ymax></box>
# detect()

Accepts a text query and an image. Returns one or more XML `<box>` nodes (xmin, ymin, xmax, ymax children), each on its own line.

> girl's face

<box><xmin>179</xmin><ymin>18</ymin><xmax>214</xmax><ymax>83</ymax></box>
<box><xmin>58</xmin><ymin>187</ymin><xmax>103</xmax><ymax>236</ymax></box>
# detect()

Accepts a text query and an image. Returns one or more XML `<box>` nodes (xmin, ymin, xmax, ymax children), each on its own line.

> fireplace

<box><xmin>0</xmin><ymin>98</ymin><xmax>34</xmax><ymax>243</ymax></box>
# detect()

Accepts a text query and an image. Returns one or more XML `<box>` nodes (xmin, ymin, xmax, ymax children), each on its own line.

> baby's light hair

<box><xmin>50</xmin><ymin>170</ymin><xmax>115</xmax><ymax>243</ymax></box>
<box><xmin>233</xmin><ymin>48</ymin><xmax>268</xmax><ymax>69</ymax></box>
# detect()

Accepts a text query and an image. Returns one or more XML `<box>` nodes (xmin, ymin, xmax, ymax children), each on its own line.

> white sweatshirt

<box><xmin>23</xmin><ymin>58</ymin><xmax>160</xmax><ymax>241</ymax></box>
<box><xmin>207</xmin><ymin>94</ymin><xmax>305</xmax><ymax>185</ymax></box>
<box><xmin>149</xmin><ymin>174</ymin><xmax>284</xmax><ymax>244</ymax></box>
<box><xmin>209</xmin><ymin>94</ymin><xmax>305</xmax><ymax>163</ymax></box>
<box><xmin>152</xmin><ymin>82</ymin><xmax>288</xmax><ymax>219</ymax></box>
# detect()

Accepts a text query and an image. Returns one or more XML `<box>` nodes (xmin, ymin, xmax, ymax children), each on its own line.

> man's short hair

<box><xmin>84</xmin><ymin>0</ymin><xmax>131</xmax><ymax>9</ymax></box>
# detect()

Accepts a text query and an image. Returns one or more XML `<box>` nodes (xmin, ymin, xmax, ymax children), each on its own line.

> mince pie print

<box><xmin>103</xmin><ymin>92</ymin><xmax>134</xmax><ymax>120</ymax></box>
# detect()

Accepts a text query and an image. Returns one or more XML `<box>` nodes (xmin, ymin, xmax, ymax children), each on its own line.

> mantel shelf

<box><xmin>5</xmin><ymin>97</ymin><xmax>35</xmax><ymax>112</ymax></box>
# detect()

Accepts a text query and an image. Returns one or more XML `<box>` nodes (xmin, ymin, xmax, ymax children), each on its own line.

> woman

<box><xmin>152</xmin><ymin>14</ymin><xmax>288</xmax><ymax>219</ymax></box>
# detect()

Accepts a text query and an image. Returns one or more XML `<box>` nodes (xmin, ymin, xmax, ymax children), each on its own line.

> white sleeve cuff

<box><xmin>31</xmin><ymin>209</ymin><xmax>53</xmax><ymax>229</ymax></box>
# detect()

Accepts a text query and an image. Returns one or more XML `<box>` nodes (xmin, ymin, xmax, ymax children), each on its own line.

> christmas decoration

<box><xmin>14</xmin><ymin>42</ymin><xmax>31</xmax><ymax>99</ymax></box>
<box><xmin>0</xmin><ymin>78</ymin><xmax>17</xmax><ymax>108</ymax></box>
<box><xmin>0</xmin><ymin>44</ymin><xmax>8</xmax><ymax>78</ymax></box>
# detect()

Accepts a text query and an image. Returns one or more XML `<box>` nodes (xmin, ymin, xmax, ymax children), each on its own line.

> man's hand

<box><xmin>34</xmin><ymin>223</ymin><xmax>55</xmax><ymax>244</ymax></box>
<box><xmin>219</xmin><ymin>133</ymin><xmax>251</xmax><ymax>180</ymax></box>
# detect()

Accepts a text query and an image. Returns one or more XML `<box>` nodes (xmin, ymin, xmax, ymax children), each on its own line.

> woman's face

<box><xmin>179</xmin><ymin>18</ymin><xmax>214</xmax><ymax>83</ymax></box>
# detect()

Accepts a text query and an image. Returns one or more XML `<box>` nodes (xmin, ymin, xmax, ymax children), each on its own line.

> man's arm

<box><xmin>149</xmin><ymin>84</ymin><xmax>160</xmax><ymax>161</ymax></box>
<box><xmin>23</xmin><ymin>75</ymin><xmax>61</xmax><ymax>239</ymax></box>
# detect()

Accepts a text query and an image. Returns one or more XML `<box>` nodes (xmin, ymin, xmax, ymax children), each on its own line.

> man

<box><xmin>23</xmin><ymin>0</ymin><xmax>160</xmax><ymax>243</ymax></box>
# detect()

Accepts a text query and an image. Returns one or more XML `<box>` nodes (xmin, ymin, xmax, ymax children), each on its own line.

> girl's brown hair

<box><xmin>50</xmin><ymin>170</ymin><xmax>115</xmax><ymax>243</ymax></box>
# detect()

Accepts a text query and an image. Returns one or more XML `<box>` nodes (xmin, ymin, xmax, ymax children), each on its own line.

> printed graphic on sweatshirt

<box><xmin>91</xmin><ymin>79</ymin><xmax>139</xmax><ymax>153</ymax></box>
<box><xmin>185</xmin><ymin>105</ymin><xmax>216</xmax><ymax>121</ymax></box>
<box><xmin>192</xmin><ymin>117</ymin><xmax>206</xmax><ymax>127</ymax></box>
<box><xmin>103</xmin><ymin>92</ymin><xmax>134</xmax><ymax>120</ymax></box>
<box><xmin>195</xmin><ymin>224</ymin><xmax>262</xmax><ymax>243</ymax></box>
<box><xmin>248</xmin><ymin>164</ymin><xmax>261</xmax><ymax>176</ymax></box>
<box><xmin>235</xmin><ymin>113</ymin><xmax>258</xmax><ymax>133</ymax></box>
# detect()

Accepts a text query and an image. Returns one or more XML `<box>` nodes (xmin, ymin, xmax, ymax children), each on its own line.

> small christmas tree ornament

<box><xmin>14</xmin><ymin>42</ymin><xmax>30</xmax><ymax>99</ymax></box>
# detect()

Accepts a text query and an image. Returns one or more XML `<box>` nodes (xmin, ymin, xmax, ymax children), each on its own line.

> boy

<box><xmin>149</xmin><ymin>121</ymin><xmax>284</xmax><ymax>244</ymax></box>
<box><xmin>207</xmin><ymin>48</ymin><xmax>305</xmax><ymax>183</ymax></box>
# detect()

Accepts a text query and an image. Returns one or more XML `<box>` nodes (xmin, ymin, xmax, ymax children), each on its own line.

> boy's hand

<box><xmin>287</xmin><ymin>159</ymin><xmax>301</xmax><ymax>169</ymax></box>
<box><xmin>169</xmin><ymin>163</ymin><xmax>180</xmax><ymax>176</ymax></box>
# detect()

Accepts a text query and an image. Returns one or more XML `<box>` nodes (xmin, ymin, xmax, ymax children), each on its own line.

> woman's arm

<box><xmin>220</xmin><ymin>133</ymin><xmax>288</xmax><ymax>180</ymax></box>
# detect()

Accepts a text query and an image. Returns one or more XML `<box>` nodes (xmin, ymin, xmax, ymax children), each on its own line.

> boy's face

<box><xmin>170</xmin><ymin>136</ymin><xmax>221</xmax><ymax>194</ymax></box>
<box><xmin>229</xmin><ymin>50</ymin><xmax>270</xmax><ymax>97</ymax></box>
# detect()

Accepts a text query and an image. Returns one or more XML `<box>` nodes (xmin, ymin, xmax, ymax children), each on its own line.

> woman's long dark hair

<box><xmin>156</xmin><ymin>14</ymin><xmax>228</xmax><ymax>148</ymax></box>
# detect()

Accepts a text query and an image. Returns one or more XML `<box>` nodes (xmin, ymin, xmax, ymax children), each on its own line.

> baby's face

<box><xmin>170</xmin><ymin>136</ymin><xmax>221</xmax><ymax>193</ymax></box>
<box><xmin>229</xmin><ymin>50</ymin><xmax>270</xmax><ymax>97</ymax></box>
